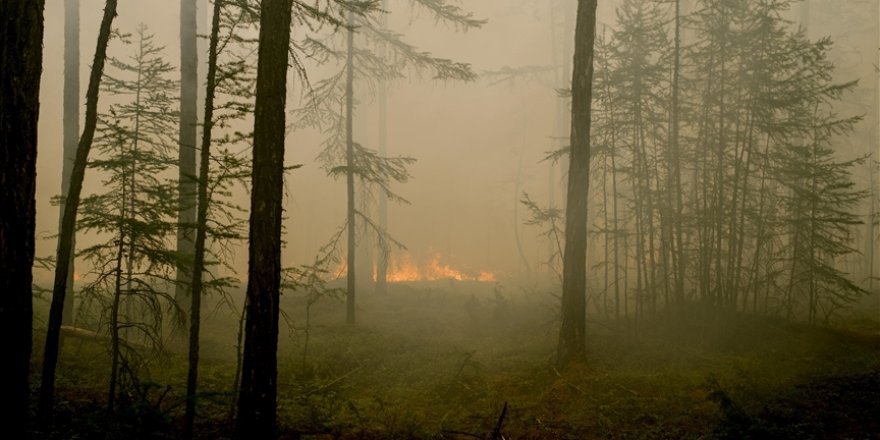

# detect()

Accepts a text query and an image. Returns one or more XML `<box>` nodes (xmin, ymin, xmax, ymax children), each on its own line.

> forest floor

<box><xmin>32</xmin><ymin>281</ymin><xmax>880</xmax><ymax>439</ymax></box>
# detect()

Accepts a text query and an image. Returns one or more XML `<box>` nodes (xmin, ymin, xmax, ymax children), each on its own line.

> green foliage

<box><xmin>533</xmin><ymin>0</ymin><xmax>871</xmax><ymax>324</ymax></box>
<box><xmin>39</xmin><ymin>285</ymin><xmax>880</xmax><ymax>439</ymax></box>
<box><xmin>74</xmin><ymin>23</ymin><xmax>181</xmax><ymax>409</ymax></box>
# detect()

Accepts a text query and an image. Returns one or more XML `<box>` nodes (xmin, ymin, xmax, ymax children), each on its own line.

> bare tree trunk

<box><xmin>375</xmin><ymin>0</ymin><xmax>389</xmax><ymax>294</ymax></box>
<box><xmin>670</xmin><ymin>0</ymin><xmax>685</xmax><ymax>305</ymax></box>
<box><xmin>557</xmin><ymin>0</ymin><xmax>597</xmax><ymax>369</ymax></box>
<box><xmin>346</xmin><ymin>14</ymin><xmax>357</xmax><ymax>324</ymax></box>
<box><xmin>60</xmin><ymin>0</ymin><xmax>80</xmax><ymax>326</ymax></box>
<box><xmin>39</xmin><ymin>0</ymin><xmax>118</xmax><ymax>420</ymax></box>
<box><xmin>235</xmin><ymin>0</ymin><xmax>292</xmax><ymax>437</ymax></box>
<box><xmin>185</xmin><ymin>1</ymin><xmax>222</xmax><ymax>436</ymax></box>
<box><xmin>175</xmin><ymin>0</ymin><xmax>199</xmax><ymax>317</ymax></box>
<box><xmin>0</xmin><ymin>1</ymin><xmax>44</xmax><ymax>435</ymax></box>
<box><xmin>107</xmin><ymin>192</ymin><xmax>127</xmax><ymax>412</ymax></box>
<box><xmin>868</xmin><ymin>0</ymin><xmax>879</xmax><ymax>296</ymax></box>
<box><xmin>599</xmin><ymin>44</ymin><xmax>622</xmax><ymax>327</ymax></box>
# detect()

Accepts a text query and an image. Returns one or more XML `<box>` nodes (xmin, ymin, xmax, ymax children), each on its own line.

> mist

<box><xmin>2</xmin><ymin>0</ymin><xmax>878</xmax><ymax>438</ymax></box>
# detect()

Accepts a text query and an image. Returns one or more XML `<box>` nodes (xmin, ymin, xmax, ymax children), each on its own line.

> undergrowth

<box><xmin>31</xmin><ymin>282</ymin><xmax>880</xmax><ymax>439</ymax></box>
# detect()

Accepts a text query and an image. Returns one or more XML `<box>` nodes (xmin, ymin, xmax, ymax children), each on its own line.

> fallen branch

<box><xmin>304</xmin><ymin>365</ymin><xmax>363</xmax><ymax>396</ymax></box>
<box><xmin>440</xmin><ymin>429</ymin><xmax>483</xmax><ymax>439</ymax></box>
<box><xmin>552</xmin><ymin>366</ymin><xmax>598</xmax><ymax>403</ymax></box>
<box><xmin>613</xmin><ymin>381</ymin><xmax>640</xmax><ymax>397</ymax></box>
<box><xmin>489</xmin><ymin>401</ymin><xmax>508</xmax><ymax>440</ymax></box>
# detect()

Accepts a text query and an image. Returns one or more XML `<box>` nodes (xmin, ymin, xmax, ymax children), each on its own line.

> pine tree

<box><xmin>74</xmin><ymin>25</ymin><xmax>180</xmax><ymax>411</ymax></box>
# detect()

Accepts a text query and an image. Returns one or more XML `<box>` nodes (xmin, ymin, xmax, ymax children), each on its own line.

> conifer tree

<box><xmin>74</xmin><ymin>25</ymin><xmax>180</xmax><ymax>411</ymax></box>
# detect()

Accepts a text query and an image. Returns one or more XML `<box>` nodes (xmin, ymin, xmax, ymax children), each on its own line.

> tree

<box><xmin>375</xmin><ymin>0</ymin><xmax>389</xmax><ymax>295</ymax></box>
<box><xmin>175</xmin><ymin>0</ymin><xmax>198</xmax><ymax>318</ymax></box>
<box><xmin>235</xmin><ymin>0</ymin><xmax>292</xmax><ymax>437</ymax></box>
<box><xmin>60</xmin><ymin>0</ymin><xmax>80</xmax><ymax>325</ymax></box>
<box><xmin>771</xmin><ymin>34</ymin><xmax>868</xmax><ymax>322</ymax></box>
<box><xmin>776</xmin><ymin>122</ymin><xmax>867</xmax><ymax>323</ymax></box>
<box><xmin>608</xmin><ymin>0</ymin><xmax>672</xmax><ymax>318</ymax></box>
<box><xmin>345</xmin><ymin>13</ymin><xmax>356</xmax><ymax>323</ymax></box>
<box><xmin>0</xmin><ymin>0</ymin><xmax>45</xmax><ymax>435</ymax></box>
<box><xmin>185</xmin><ymin>0</ymin><xmax>222</xmax><ymax>435</ymax></box>
<box><xmin>40</xmin><ymin>0</ymin><xmax>119</xmax><ymax>419</ymax></box>
<box><xmin>557</xmin><ymin>0</ymin><xmax>597</xmax><ymax>368</ymax></box>
<box><xmin>668</xmin><ymin>0</ymin><xmax>685</xmax><ymax>305</ymax></box>
<box><xmin>77</xmin><ymin>25</ymin><xmax>180</xmax><ymax>411</ymax></box>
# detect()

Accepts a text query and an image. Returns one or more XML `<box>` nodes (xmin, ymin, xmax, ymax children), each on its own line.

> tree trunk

<box><xmin>375</xmin><ymin>0</ymin><xmax>389</xmax><ymax>294</ymax></box>
<box><xmin>235</xmin><ymin>0</ymin><xmax>292</xmax><ymax>437</ymax></box>
<box><xmin>185</xmin><ymin>1</ymin><xmax>222</xmax><ymax>436</ymax></box>
<box><xmin>107</xmin><ymin>194</ymin><xmax>127</xmax><ymax>412</ymax></box>
<box><xmin>175</xmin><ymin>0</ymin><xmax>199</xmax><ymax>316</ymax></box>
<box><xmin>557</xmin><ymin>0</ymin><xmax>597</xmax><ymax>369</ymax></box>
<box><xmin>39</xmin><ymin>0</ymin><xmax>117</xmax><ymax>420</ymax></box>
<box><xmin>60</xmin><ymin>0</ymin><xmax>79</xmax><ymax>326</ymax></box>
<box><xmin>670</xmin><ymin>0</ymin><xmax>685</xmax><ymax>305</ymax></box>
<box><xmin>346</xmin><ymin>14</ymin><xmax>357</xmax><ymax>324</ymax></box>
<box><xmin>0</xmin><ymin>0</ymin><xmax>45</xmax><ymax>435</ymax></box>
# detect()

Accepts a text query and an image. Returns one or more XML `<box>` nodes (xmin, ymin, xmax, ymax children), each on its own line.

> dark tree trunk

<box><xmin>185</xmin><ymin>1</ymin><xmax>222</xmax><ymax>436</ymax></box>
<box><xmin>60</xmin><ymin>0</ymin><xmax>79</xmax><ymax>325</ymax></box>
<box><xmin>176</xmin><ymin>0</ymin><xmax>199</xmax><ymax>315</ymax></box>
<box><xmin>39</xmin><ymin>0</ymin><xmax>118</xmax><ymax>419</ymax></box>
<box><xmin>346</xmin><ymin>15</ymin><xmax>357</xmax><ymax>324</ymax></box>
<box><xmin>0</xmin><ymin>0</ymin><xmax>45</xmax><ymax>435</ymax></box>
<box><xmin>557</xmin><ymin>0</ymin><xmax>597</xmax><ymax>369</ymax></box>
<box><xmin>235</xmin><ymin>0</ymin><xmax>292</xmax><ymax>437</ymax></box>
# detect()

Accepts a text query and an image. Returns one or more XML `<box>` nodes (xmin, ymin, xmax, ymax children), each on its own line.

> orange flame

<box><xmin>382</xmin><ymin>253</ymin><xmax>495</xmax><ymax>282</ymax></box>
<box><xmin>334</xmin><ymin>253</ymin><xmax>497</xmax><ymax>283</ymax></box>
<box><xmin>385</xmin><ymin>254</ymin><xmax>421</xmax><ymax>282</ymax></box>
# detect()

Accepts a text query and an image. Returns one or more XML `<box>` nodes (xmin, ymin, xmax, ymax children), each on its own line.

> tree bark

<box><xmin>235</xmin><ymin>0</ymin><xmax>292</xmax><ymax>437</ymax></box>
<box><xmin>557</xmin><ymin>0</ymin><xmax>597</xmax><ymax>369</ymax></box>
<box><xmin>0</xmin><ymin>0</ymin><xmax>45</xmax><ymax>435</ymax></box>
<box><xmin>40</xmin><ymin>0</ymin><xmax>118</xmax><ymax>420</ymax></box>
<box><xmin>185</xmin><ymin>1</ymin><xmax>222</xmax><ymax>436</ymax></box>
<box><xmin>176</xmin><ymin>0</ymin><xmax>199</xmax><ymax>315</ymax></box>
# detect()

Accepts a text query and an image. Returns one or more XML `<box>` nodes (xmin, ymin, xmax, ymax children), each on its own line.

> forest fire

<box><xmin>382</xmin><ymin>253</ymin><xmax>496</xmax><ymax>283</ymax></box>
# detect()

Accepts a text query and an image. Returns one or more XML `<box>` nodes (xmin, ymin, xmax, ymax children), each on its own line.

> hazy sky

<box><xmin>33</xmin><ymin>0</ymin><xmax>878</xmax><ymax>285</ymax></box>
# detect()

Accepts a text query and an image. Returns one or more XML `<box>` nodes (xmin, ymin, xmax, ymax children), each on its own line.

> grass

<box><xmin>31</xmin><ymin>281</ymin><xmax>880</xmax><ymax>439</ymax></box>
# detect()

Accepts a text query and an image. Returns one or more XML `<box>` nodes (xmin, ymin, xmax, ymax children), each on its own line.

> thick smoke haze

<box><xmin>34</xmin><ymin>0</ymin><xmax>878</xmax><ymax>286</ymax></box>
